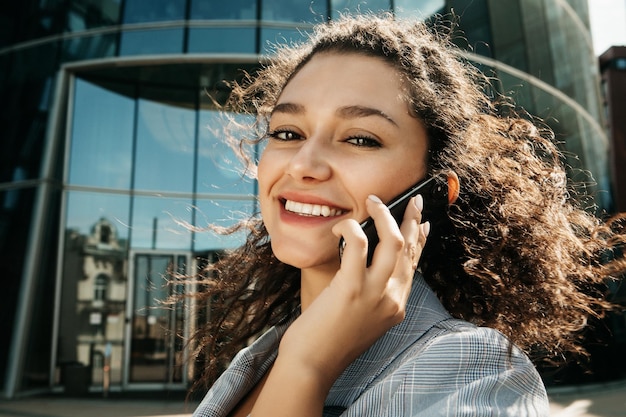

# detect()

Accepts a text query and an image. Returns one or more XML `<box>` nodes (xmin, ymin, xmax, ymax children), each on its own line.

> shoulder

<box><xmin>348</xmin><ymin>320</ymin><xmax>550</xmax><ymax>416</ymax></box>
<box><xmin>411</xmin><ymin>320</ymin><xmax>545</xmax><ymax>388</ymax></box>
<box><xmin>420</xmin><ymin>319</ymin><xmax>533</xmax><ymax>369</ymax></box>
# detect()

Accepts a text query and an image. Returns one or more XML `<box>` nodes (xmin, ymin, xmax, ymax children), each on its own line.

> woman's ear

<box><xmin>447</xmin><ymin>171</ymin><xmax>460</xmax><ymax>205</ymax></box>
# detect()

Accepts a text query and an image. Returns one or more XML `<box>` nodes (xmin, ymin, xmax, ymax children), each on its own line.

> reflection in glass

<box><xmin>3</xmin><ymin>43</ymin><xmax>58</xmax><ymax>182</ymax></box>
<box><xmin>580</xmin><ymin>118</ymin><xmax>611</xmax><ymax>210</ymax></box>
<box><xmin>130</xmin><ymin>196</ymin><xmax>192</xmax><ymax>250</ymax></box>
<box><xmin>7</xmin><ymin>39</ymin><xmax>58</xmax><ymax>83</ymax></box>
<box><xmin>261</xmin><ymin>27</ymin><xmax>311</xmax><ymax>53</ymax></box>
<box><xmin>519</xmin><ymin>0</ymin><xmax>554</xmax><ymax>84</ymax></box>
<box><xmin>449</xmin><ymin>0</ymin><xmax>492</xmax><ymax>57</ymax></box>
<box><xmin>190</xmin><ymin>0</ymin><xmax>257</xmax><ymax>19</ymax></box>
<box><xmin>59</xmin><ymin>191</ymin><xmax>130</xmax><ymax>387</ymax></box>
<box><xmin>65</xmin><ymin>191</ymin><xmax>131</xmax><ymax>239</ymax></box>
<box><xmin>62</xmin><ymin>33</ymin><xmax>117</xmax><ymax>62</ymax></box>
<box><xmin>133</xmin><ymin>92</ymin><xmax>195</xmax><ymax>193</ymax></box>
<box><xmin>119</xmin><ymin>28</ymin><xmax>184</xmax><ymax>56</ymax></box>
<box><xmin>122</xmin><ymin>0</ymin><xmax>186</xmax><ymax>23</ymax></box>
<box><xmin>331</xmin><ymin>0</ymin><xmax>390</xmax><ymax>18</ymax></box>
<box><xmin>129</xmin><ymin>253</ymin><xmax>185</xmax><ymax>383</ymax></box>
<box><xmin>496</xmin><ymin>70</ymin><xmax>533</xmax><ymax>112</ymax></box>
<box><xmin>67</xmin><ymin>0</ymin><xmax>122</xmax><ymax>31</ymax></box>
<box><xmin>488</xmin><ymin>1</ymin><xmax>527</xmax><ymax>71</ymax></box>
<box><xmin>394</xmin><ymin>0</ymin><xmax>444</xmax><ymax>19</ymax></box>
<box><xmin>187</xmin><ymin>27</ymin><xmax>256</xmax><ymax>54</ymax></box>
<box><xmin>192</xmin><ymin>198</ymin><xmax>255</xmax><ymax>251</ymax></box>
<box><xmin>196</xmin><ymin>109</ymin><xmax>256</xmax><ymax>195</ymax></box>
<box><xmin>68</xmin><ymin>78</ymin><xmax>134</xmax><ymax>189</ymax></box>
<box><xmin>58</xmin><ymin>62</ymin><xmax>272</xmax><ymax>389</ymax></box>
<box><xmin>0</xmin><ymin>187</ymin><xmax>39</xmax><ymax>388</ymax></box>
<box><xmin>261</xmin><ymin>0</ymin><xmax>327</xmax><ymax>22</ymax></box>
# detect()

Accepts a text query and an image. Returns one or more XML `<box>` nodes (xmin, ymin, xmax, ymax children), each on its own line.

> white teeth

<box><xmin>284</xmin><ymin>200</ymin><xmax>344</xmax><ymax>217</ymax></box>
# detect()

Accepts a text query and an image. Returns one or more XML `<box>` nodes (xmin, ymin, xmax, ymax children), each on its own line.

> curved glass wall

<box><xmin>456</xmin><ymin>0</ymin><xmax>610</xmax><ymax>209</ymax></box>
<box><xmin>65</xmin><ymin>64</ymin><xmax>258</xmax><ymax>247</ymax></box>
<box><xmin>56</xmin><ymin>63</ymin><xmax>259</xmax><ymax>390</ymax></box>
<box><xmin>1</xmin><ymin>0</ymin><xmax>605</xmax><ymax>198</ymax></box>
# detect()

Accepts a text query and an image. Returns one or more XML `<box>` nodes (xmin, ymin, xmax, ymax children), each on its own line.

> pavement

<box><xmin>0</xmin><ymin>391</ymin><xmax>199</xmax><ymax>417</ymax></box>
<box><xmin>0</xmin><ymin>381</ymin><xmax>624</xmax><ymax>417</ymax></box>
<box><xmin>547</xmin><ymin>380</ymin><xmax>626</xmax><ymax>417</ymax></box>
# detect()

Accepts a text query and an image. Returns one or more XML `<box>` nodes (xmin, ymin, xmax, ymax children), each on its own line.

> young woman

<box><xmin>189</xmin><ymin>14</ymin><xmax>626</xmax><ymax>417</ymax></box>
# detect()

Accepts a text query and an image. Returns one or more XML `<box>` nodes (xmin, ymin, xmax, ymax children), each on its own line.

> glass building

<box><xmin>0</xmin><ymin>0</ymin><xmax>616</xmax><ymax>397</ymax></box>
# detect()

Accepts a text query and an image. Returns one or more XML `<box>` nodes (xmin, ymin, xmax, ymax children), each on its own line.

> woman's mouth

<box><xmin>284</xmin><ymin>199</ymin><xmax>345</xmax><ymax>217</ymax></box>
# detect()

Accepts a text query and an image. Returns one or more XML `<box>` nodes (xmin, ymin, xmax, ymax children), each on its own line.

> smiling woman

<box><xmin>183</xmin><ymin>13</ymin><xmax>626</xmax><ymax>417</ymax></box>
<box><xmin>258</xmin><ymin>53</ymin><xmax>429</xmax><ymax>280</ymax></box>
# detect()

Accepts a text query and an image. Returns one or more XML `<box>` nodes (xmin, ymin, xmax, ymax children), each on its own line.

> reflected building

<box><xmin>60</xmin><ymin>218</ymin><xmax>127</xmax><ymax>387</ymax></box>
<box><xmin>0</xmin><ymin>0</ymin><xmax>620</xmax><ymax>398</ymax></box>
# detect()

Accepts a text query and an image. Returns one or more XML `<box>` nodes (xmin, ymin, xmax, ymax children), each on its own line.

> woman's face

<box><xmin>258</xmin><ymin>52</ymin><xmax>429</xmax><ymax>272</ymax></box>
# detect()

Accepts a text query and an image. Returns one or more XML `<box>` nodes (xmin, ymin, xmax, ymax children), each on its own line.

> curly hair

<box><xmin>184</xmin><ymin>14</ymin><xmax>626</xmax><ymax>391</ymax></box>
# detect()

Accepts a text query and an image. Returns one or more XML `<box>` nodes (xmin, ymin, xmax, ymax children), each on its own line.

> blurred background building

<box><xmin>601</xmin><ymin>46</ymin><xmax>626</xmax><ymax>213</ymax></box>
<box><xmin>1</xmin><ymin>0</ymin><xmax>624</xmax><ymax>398</ymax></box>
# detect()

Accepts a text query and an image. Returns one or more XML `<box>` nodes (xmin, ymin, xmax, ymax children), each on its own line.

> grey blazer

<box><xmin>193</xmin><ymin>274</ymin><xmax>549</xmax><ymax>416</ymax></box>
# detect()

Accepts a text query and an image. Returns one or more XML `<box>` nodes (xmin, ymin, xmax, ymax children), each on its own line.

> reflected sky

<box><xmin>130</xmin><ymin>196</ymin><xmax>193</xmax><ymax>250</ymax></box>
<box><xmin>394</xmin><ymin>0</ymin><xmax>445</xmax><ymax>19</ymax></box>
<box><xmin>331</xmin><ymin>0</ymin><xmax>391</xmax><ymax>18</ymax></box>
<box><xmin>68</xmin><ymin>78</ymin><xmax>134</xmax><ymax>189</ymax></box>
<box><xmin>65</xmin><ymin>191</ymin><xmax>131</xmax><ymax>241</ymax></box>
<box><xmin>66</xmin><ymin>76</ymin><xmax>256</xmax><ymax>253</ymax></box>
<box><xmin>134</xmin><ymin>97</ymin><xmax>195</xmax><ymax>193</ymax></box>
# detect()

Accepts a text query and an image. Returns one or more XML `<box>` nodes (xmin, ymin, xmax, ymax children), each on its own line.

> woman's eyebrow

<box><xmin>337</xmin><ymin>105</ymin><xmax>398</xmax><ymax>126</ymax></box>
<box><xmin>271</xmin><ymin>102</ymin><xmax>398</xmax><ymax>127</ymax></box>
<box><xmin>271</xmin><ymin>102</ymin><xmax>305</xmax><ymax>116</ymax></box>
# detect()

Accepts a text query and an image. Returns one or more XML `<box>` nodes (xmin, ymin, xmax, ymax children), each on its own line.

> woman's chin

<box><xmin>271</xmin><ymin>243</ymin><xmax>340</xmax><ymax>272</ymax></box>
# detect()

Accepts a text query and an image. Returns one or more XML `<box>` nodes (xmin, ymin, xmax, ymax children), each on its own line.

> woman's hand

<box><xmin>250</xmin><ymin>194</ymin><xmax>430</xmax><ymax>417</ymax></box>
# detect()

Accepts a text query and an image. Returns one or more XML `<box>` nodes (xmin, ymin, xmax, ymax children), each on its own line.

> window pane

<box><xmin>0</xmin><ymin>187</ymin><xmax>36</xmax><ymax>389</ymax></box>
<box><xmin>261</xmin><ymin>27</ymin><xmax>311</xmax><ymax>53</ymax></box>
<box><xmin>129</xmin><ymin>253</ymin><xmax>178</xmax><ymax>383</ymax></box>
<box><xmin>67</xmin><ymin>0</ymin><xmax>122</xmax><ymax>31</ymax></box>
<box><xmin>450</xmin><ymin>0</ymin><xmax>492</xmax><ymax>56</ymax></box>
<box><xmin>192</xmin><ymin>198</ymin><xmax>255</xmax><ymax>251</ymax></box>
<box><xmin>331</xmin><ymin>0</ymin><xmax>391</xmax><ymax>18</ymax></box>
<box><xmin>62</xmin><ymin>33</ymin><xmax>117</xmax><ymax>63</ymax></box>
<box><xmin>65</xmin><ymin>191</ymin><xmax>131</xmax><ymax>241</ymax></box>
<box><xmin>122</xmin><ymin>0</ymin><xmax>186</xmax><ymax>23</ymax></box>
<box><xmin>133</xmin><ymin>88</ymin><xmax>195</xmax><ymax>193</ymax></box>
<box><xmin>190</xmin><ymin>0</ymin><xmax>257</xmax><ymax>19</ymax></box>
<box><xmin>68</xmin><ymin>78</ymin><xmax>134</xmax><ymax>189</ymax></box>
<box><xmin>130</xmin><ymin>196</ymin><xmax>193</xmax><ymax>250</ymax></box>
<box><xmin>394</xmin><ymin>0</ymin><xmax>445</xmax><ymax>19</ymax></box>
<box><xmin>2</xmin><ymin>43</ymin><xmax>58</xmax><ymax>182</ymax></box>
<box><xmin>261</xmin><ymin>0</ymin><xmax>328</xmax><ymax>22</ymax></box>
<box><xmin>188</xmin><ymin>27</ymin><xmax>256</xmax><ymax>54</ymax></box>
<box><xmin>196</xmin><ymin>109</ymin><xmax>257</xmax><ymax>195</ymax></box>
<box><xmin>19</xmin><ymin>185</ymin><xmax>60</xmax><ymax>390</ymax></box>
<box><xmin>119</xmin><ymin>28</ymin><xmax>184</xmax><ymax>56</ymax></box>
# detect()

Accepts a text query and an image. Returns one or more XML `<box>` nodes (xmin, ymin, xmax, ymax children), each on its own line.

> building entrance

<box><xmin>54</xmin><ymin>239</ymin><xmax>193</xmax><ymax>392</ymax></box>
<box><xmin>124</xmin><ymin>251</ymin><xmax>190</xmax><ymax>388</ymax></box>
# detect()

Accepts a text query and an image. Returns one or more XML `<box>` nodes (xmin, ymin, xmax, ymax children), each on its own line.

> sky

<box><xmin>588</xmin><ymin>0</ymin><xmax>626</xmax><ymax>55</ymax></box>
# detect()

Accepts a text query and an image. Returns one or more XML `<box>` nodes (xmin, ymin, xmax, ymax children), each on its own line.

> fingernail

<box><xmin>368</xmin><ymin>195</ymin><xmax>383</xmax><ymax>203</ymax></box>
<box><xmin>414</xmin><ymin>195</ymin><xmax>423</xmax><ymax>211</ymax></box>
<box><xmin>422</xmin><ymin>221</ymin><xmax>430</xmax><ymax>237</ymax></box>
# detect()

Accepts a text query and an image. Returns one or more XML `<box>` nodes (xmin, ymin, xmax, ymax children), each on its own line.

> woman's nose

<box><xmin>285</xmin><ymin>137</ymin><xmax>332</xmax><ymax>182</ymax></box>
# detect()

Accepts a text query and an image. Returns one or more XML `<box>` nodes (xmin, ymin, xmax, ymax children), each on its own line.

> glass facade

<box><xmin>0</xmin><ymin>0</ymin><xmax>619</xmax><ymax>398</ymax></box>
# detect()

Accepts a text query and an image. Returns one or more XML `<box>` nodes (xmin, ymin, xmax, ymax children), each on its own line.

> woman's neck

<box><xmin>299</xmin><ymin>266</ymin><xmax>337</xmax><ymax>311</ymax></box>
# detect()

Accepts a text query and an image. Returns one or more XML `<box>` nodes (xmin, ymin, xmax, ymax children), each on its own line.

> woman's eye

<box><xmin>346</xmin><ymin>136</ymin><xmax>381</xmax><ymax>148</ymax></box>
<box><xmin>268</xmin><ymin>130</ymin><xmax>302</xmax><ymax>141</ymax></box>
